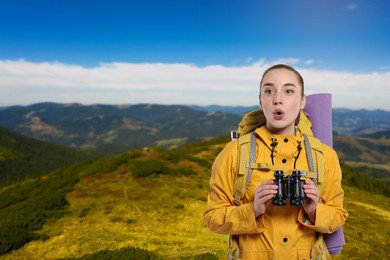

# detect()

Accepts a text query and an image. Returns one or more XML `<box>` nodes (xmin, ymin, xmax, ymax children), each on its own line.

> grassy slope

<box><xmin>0</xmin><ymin>125</ymin><xmax>99</xmax><ymax>186</ymax></box>
<box><xmin>333</xmin><ymin>135</ymin><xmax>390</xmax><ymax>186</ymax></box>
<box><xmin>1</xmin><ymin>137</ymin><xmax>389</xmax><ymax>259</ymax></box>
<box><xmin>333</xmin><ymin>185</ymin><xmax>389</xmax><ymax>260</ymax></box>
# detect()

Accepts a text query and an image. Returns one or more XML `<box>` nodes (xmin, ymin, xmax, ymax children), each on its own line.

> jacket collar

<box><xmin>254</xmin><ymin>126</ymin><xmax>304</xmax><ymax>147</ymax></box>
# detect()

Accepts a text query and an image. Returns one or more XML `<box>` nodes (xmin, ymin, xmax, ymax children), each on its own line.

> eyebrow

<box><xmin>262</xmin><ymin>82</ymin><xmax>297</xmax><ymax>87</ymax></box>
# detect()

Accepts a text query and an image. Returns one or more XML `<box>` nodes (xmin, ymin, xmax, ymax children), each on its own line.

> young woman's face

<box><xmin>259</xmin><ymin>68</ymin><xmax>306</xmax><ymax>135</ymax></box>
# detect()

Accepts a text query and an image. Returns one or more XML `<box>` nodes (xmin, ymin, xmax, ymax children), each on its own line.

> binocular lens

<box><xmin>273</xmin><ymin>170</ymin><xmax>286</xmax><ymax>206</ymax></box>
<box><xmin>273</xmin><ymin>170</ymin><xmax>305</xmax><ymax>206</ymax></box>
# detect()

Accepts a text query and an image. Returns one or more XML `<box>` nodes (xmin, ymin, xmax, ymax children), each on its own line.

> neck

<box><xmin>266</xmin><ymin>125</ymin><xmax>296</xmax><ymax>136</ymax></box>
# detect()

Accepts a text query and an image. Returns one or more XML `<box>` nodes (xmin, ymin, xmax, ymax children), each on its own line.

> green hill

<box><xmin>334</xmin><ymin>135</ymin><xmax>390</xmax><ymax>185</ymax></box>
<box><xmin>0</xmin><ymin>136</ymin><xmax>389</xmax><ymax>259</ymax></box>
<box><xmin>0</xmin><ymin>125</ymin><xmax>99</xmax><ymax>186</ymax></box>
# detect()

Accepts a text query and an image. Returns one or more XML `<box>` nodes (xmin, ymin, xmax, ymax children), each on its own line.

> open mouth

<box><xmin>273</xmin><ymin>109</ymin><xmax>284</xmax><ymax>120</ymax></box>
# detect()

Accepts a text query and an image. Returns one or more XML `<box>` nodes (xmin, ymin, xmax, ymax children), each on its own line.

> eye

<box><xmin>286</xmin><ymin>89</ymin><xmax>295</xmax><ymax>95</ymax></box>
<box><xmin>263</xmin><ymin>88</ymin><xmax>274</xmax><ymax>95</ymax></box>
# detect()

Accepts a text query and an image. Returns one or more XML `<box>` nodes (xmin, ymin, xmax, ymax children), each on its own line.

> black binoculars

<box><xmin>273</xmin><ymin>170</ymin><xmax>306</xmax><ymax>206</ymax></box>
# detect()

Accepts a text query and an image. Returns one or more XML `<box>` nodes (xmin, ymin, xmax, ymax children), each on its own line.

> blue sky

<box><xmin>0</xmin><ymin>0</ymin><xmax>389</xmax><ymax>110</ymax></box>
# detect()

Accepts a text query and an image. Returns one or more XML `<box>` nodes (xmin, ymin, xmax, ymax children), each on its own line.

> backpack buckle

<box><xmin>233</xmin><ymin>194</ymin><xmax>241</xmax><ymax>206</ymax></box>
<box><xmin>231</xmin><ymin>130</ymin><xmax>239</xmax><ymax>140</ymax></box>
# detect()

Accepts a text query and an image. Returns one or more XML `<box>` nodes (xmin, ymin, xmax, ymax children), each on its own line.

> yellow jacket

<box><xmin>203</xmin><ymin>126</ymin><xmax>348</xmax><ymax>259</ymax></box>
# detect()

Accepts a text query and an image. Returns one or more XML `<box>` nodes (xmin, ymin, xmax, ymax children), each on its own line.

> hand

<box><xmin>253</xmin><ymin>180</ymin><xmax>277</xmax><ymax>218</ymax></box>
<box><xmin>303</xmin><ymin>180</ymin><xmax>319</xmax><ymax>222</ymax></box>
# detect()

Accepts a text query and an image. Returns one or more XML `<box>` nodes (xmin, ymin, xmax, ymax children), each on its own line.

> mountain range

<box><xmin>0</xmin><ymin>103</ymin><xmax>239</xmax><ymax>154</ymax></box>
<box><xmin>191</xmin><ymin>105</ymin><xmax>390</xmax><ymax>137</ymax></box>
<box><xmin>1</xmin><ymin>103</ymin><xmax>389</xmax><ymax>154</ymax></box>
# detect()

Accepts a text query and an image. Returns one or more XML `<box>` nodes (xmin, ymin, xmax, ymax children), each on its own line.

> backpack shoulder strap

<box><xmin>233</xmin><ymin>132</ymin><xmax>256</xmax><ymax>206</ymax></box>
<box><xmin>303</xmin><ymin>134</ymin><xmax>325</xmax><ymax>194</ymax></box>
<box><xmin>229</xmin><ymin>132</ymin><xmax>256</xmax><ymax>259</ymax></box>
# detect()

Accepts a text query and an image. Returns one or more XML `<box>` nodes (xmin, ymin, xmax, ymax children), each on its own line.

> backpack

<box><xmin>228</xmin><ymin>109</ymin><xmax>330</xmax><ymax>260</ymax></box>
<box><xmin>231</xmin><ymin>109</ymin><xmax>325</xmax><ymax>206</ymax></box>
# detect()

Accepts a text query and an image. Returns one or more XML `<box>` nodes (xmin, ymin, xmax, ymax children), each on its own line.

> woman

<box><xmin>203</xmin><ymin>64</ymin><xmax>348</xmax><ymax>259</ymax></box>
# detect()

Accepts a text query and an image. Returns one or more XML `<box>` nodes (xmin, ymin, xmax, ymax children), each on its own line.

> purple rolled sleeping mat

<box><xmin>304</xmin><ymin>93</ymin><xmax>345</xmax><ymax>255</ymax></box>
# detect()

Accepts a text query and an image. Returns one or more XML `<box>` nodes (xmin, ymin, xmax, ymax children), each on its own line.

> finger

<box><xmin>304</xmin><ymin>180</ymin><xmax>315</xmax><ymax>186</ymax></box>
<box><xmin>304</xmin><ymin>188</ymin><xmax>318</xmax><ymax>198</ymax></box>
<box><xmin>261</xmin><ymin>180</ymin><xmax>275</xmax><ymax>187</ymax></box>
<box><xmin>256</xmin><ymin>188</ymin><xmax>277</xmax><ymax>200</ymax></box>
<box><xmin>305</xmin><ymin>187</ymin><xmax>319</xmax><ymax>201</ymax></box>
<box><xmin>257</xmin><ymin>182</ymin><xmax>277</xmax><ymax>193</ymax></box>
<box><xmin>258</xmin><ymin>193</ymin><xmax>274</xmax><ymax>201</ymax></box>
<box><xmin>304</xmin><ymin>182</ymin><xmax>318</xmax><ymax>192</ymax></box>
<box><xmin>255</xmin><ymin>189</ymin><xmax>277</xmax><ymax>203</ymax></box>
<box><xmin>305</xmin><ymin>193</ymin><xmax>318</xmax><ymax>201</ymax></box>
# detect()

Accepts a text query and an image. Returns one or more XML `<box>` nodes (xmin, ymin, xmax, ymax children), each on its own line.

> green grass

<box><xmin>332</xmin><ymin>185</ymin><xmax>389</xmax><ymax>260</ymax></box>
<box><xmin>0</xmin><ymin>137</ymin><xmax>389</xmax><ymax>259</ymax></box>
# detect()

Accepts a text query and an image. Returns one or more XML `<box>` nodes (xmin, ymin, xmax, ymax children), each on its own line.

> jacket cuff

<box><xmin>298</xmin><ymin>204</ymin><xmax>335</xmax><ymax>233</ymax></box>
<box><xmin>239</xmin><ymin>202</ymin><xmax>266</xmax><ymax>234</ymax></box>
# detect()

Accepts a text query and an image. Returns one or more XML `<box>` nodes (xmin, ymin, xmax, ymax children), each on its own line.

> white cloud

<box><xmin>304</xmin><ymin>59</ymin><xmax>314</xmax><ymax>65</ymax></box>
<box><xmin>0</xmin><ymin>59</ymin><xmax>389</xmax><ymax>110</ymax></box>
<box><xmin>346</xmin><ymin>3</ymin><xmax>357</xmax><ymax>10</ymax></box>
<box><xmin>270</xmin><ymin>58</ymin><xmax>300</xmax><ymax>66</ymax></box>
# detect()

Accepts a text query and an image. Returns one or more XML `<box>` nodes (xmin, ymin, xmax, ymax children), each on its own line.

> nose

<box><xmin>273</xmin><ymin>93</ymin><xmax>283</xmax><ymax>105</ymax></box>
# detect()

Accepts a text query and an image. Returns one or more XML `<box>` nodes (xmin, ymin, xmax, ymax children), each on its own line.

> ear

<box><xmin>300</xmin><ymin>95</ymin><xmax>306</xmax><ymax>110</ymax></box>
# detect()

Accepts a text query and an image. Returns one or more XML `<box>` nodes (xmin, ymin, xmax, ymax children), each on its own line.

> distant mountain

<box><xmin>191</xmin><ymin>105</ymin><xmax>390</xmax><ymax>137</ymax></box>
<box><xmin>332</xmin><ymin>108</ymin><xmax>390</xmax><ymax>136</ymax></box>
<box><xmin>0</xmin><ymin>102</ymin><xmax>241</xmax><ymax>154</ymax></box>
<box><xmin>0</xmin><ymin>103</ymin><xmax>389</xmax><ymax>155</ymax></box>
<box><xmin>0</xmin><ymin>125</ymin><xmax>98</xmax><ymax>185</ymax></box>
<box><xmin>190</xmin><ymin>104</ymin><xmax>258</xmax><ymax>116</ymax></box>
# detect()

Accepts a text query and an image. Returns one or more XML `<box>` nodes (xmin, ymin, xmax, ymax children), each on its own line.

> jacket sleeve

<box><xmin>298</xmin><ymin>144</ymin><xmax>349</xmax><ymax>233</ymax></box>
<box><xmin>202</xmin><ymin>141</ymin><xmax>265</xmax><ymax>235</ymax></box>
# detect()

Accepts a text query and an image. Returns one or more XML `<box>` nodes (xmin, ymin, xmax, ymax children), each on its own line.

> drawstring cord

<box><xmin>270</xmin><ymin>138</ymin><xmax>302</xmax><ymax>167</ymax></box>
<box><xmin>294</xmin><ymin>141</ymin><xmax>302</xmax><ymax>169</ymax></box>
<box><xmin>270</xmin><ymin>138</ymin><xmax>278</xmax><ymax>165</ymax></box>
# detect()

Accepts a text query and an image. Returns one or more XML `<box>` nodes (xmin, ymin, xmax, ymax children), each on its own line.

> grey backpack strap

<box><xmin>245</xmin><ymin>133</ymin><xmax>257</xmax><ymax>188</ymax></box>
<box><xmin>303</xmin><ymin>134</ymin><xmax>315</xmax><ymax>172</ymax></box>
